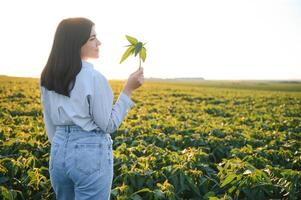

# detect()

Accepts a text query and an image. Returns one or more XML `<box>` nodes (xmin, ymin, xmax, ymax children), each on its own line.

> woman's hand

<box><xmin>123</xmin><ymin>67</ymin><xmax>144</xmax><ymax>97</ymax></box>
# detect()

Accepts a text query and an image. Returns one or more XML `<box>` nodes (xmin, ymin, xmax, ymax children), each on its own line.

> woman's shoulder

<box><xmin>77</xmin><ymin>64</ymin><xmax>108</xmax><ymax>87</ymax></box>
<box><xmin>92</xmin><ymin>69</ymin><xmax>107</xmax><ymax>83</ymax></box>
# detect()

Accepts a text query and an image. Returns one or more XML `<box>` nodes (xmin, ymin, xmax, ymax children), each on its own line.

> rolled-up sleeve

<box><xmin>40</xmin><ymin>86</ymin><xmax>56</xmax><ymax>144</ymax></box>
<box><xmin>91</xmin><ymin>73</ymin><xmax>135</xmax><ymax>134</ymax></box>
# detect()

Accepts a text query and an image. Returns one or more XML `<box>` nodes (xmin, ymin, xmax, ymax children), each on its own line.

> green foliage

<box><xmin>0</xmin><ymin>76</ymin><xmax>301</xmax><ymax>199</ymax></box>
<box><xmin>119</xmin><ymin>35</ymin><xmax>147</xmax><ymax>68</ymax></box>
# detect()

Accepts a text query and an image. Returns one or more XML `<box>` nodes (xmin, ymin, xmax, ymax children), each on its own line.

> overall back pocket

<box><xmin>75</xmin><ymin>143</ymin><xmax>102</xmax><ymax>175</ymax></box>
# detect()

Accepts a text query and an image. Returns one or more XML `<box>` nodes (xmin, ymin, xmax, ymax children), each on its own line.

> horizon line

<box><xmin>1</xmin><ymin>74</ymin><xmax>300</xmax><ymax>82</ymax></box>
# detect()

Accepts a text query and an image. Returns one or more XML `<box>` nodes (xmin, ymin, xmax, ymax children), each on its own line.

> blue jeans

<box><xmin>49</xmin><ymin>125</ymin><xmax>114</xmax><ymax>200</ymax></box>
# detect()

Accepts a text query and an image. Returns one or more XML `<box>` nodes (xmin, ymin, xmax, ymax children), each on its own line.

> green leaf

<box><xmin>119</xmin><ymin>46</ymin><xmax>135</xmax><ymax>64</ymax></box>
<box><xmin>185</xmin><ymin>176</ymin><xmax>201</xmax><ymax>196</ymax></box>
<box><xmin>140</xmin><ymin>47</ymin><xmax>146</xmax><ymax>62</ymax></box>
<box><xmin>204</xmin><ymin>191</ymin><xmax>216</xmax><ymax>198</ymax></box>
<box><xmin>134</xmin><ymin>42</ymin><xmax>143</xmax><ymax>56</ymax></box>
<box><xmin>1</xmin><ymin>187</ymin><xmax>17</xmax><ymax>200</ymax></box>
<box><xmin>221</xmin><ymin>174</ymin><xmax>237</xmax><ymax>187</ymax></box>
<box><xmin>131</xmin><ymin>194</ymin><xmax>143</xmax><ymax>200</ymax></box>
<box><xmin>209</xmin><ymin>197</ymin><xmax>220</xmax><ymax>200</ymax></box>
<box><xmin>120</xmin><ymin>35</ymin><xmax>147</xmax><ymax>67</ymax></box>
<box><xmin>131</xmin><ymin>188</ymin><xmax>152</xmax><ymax>198</ymax></box>
<box><xmin>179</xmin><ymin>173</ymin><xmax>186</xmax><ymax>191</ymax></box>
<box><xmin>126</xmin><ymin>35</ymin><xmax>138</xmax><ymax>45</ymax></box>
<box><xmin>111</xmin><ymin>188</ymin><xmax>118</xmax><ymax>197</ymax></box>
<box><xmin>153</xmin><ymin>189</ymin><xmax>165</xmax><ymax>199</ymax></box>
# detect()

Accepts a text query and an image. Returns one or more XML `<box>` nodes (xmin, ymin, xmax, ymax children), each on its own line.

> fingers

<box><xmin>137</xmin><ymin>67</ymin><xmax>144</xmax><ymax>85</ymax></box>
<box><xmin>136</xmin><ymin>67</ymin><xmax>144</xmax><ymax>75</ymax></box>
<box><xmin>131</xmin><ymin>67</ymin><xmax>144</xmax><ymax>77</ymax></box>
<box><xmin>138</xmin><ymin>76</ymin><xmax>144</xmax><ymax>85</ymax></box>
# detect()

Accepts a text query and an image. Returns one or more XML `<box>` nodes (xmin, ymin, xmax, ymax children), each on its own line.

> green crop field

<box><xmin>0</xmin><ymin>75</ymin><xmax>300</xmax><ymax>200</ymax></box>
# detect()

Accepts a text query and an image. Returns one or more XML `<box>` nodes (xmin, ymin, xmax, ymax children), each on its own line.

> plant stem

<box><xmin>139</xmin><ymin>59</ymin><xmax>141</xmax><ymax>69</ymax></box>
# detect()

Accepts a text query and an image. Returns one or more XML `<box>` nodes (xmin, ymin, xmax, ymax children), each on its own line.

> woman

<box><xmin>40</xmin><ymin>17</ymin><xmax>144</xmax><ymax>200</ymax></box>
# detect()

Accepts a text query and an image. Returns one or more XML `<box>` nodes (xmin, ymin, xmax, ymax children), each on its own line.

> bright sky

<box><xmin>0</xmin><ymin>0</ymin><xmax>300</xmax><ymax>80</ymax></box>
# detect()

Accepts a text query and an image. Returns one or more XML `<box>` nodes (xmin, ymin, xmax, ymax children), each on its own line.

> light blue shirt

<box><xmin>40</xmin><ymin>60</ymin><xmax>135</xmax><ymax>144</ymax></box>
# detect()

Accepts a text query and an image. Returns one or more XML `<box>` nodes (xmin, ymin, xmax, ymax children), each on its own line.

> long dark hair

<box><xmin>40</xmin><ymin>17</ymin><xmax>94</xmax><ymax>97</ymax></box>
